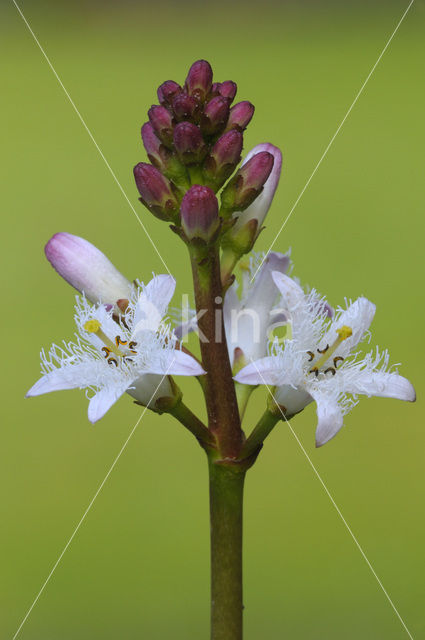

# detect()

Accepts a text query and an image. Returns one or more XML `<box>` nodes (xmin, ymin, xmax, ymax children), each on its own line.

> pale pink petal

<box><xmin>45</xmin><ymin>232</ymin><xmax>132</xmax><ymax>305</ymax></box>
<box><xmin>234</xmin><ymin>357</ymin><xmax>282</xmax><ymax>386</ymax></box>
<box><xmin>166</xmin><ymin>350</ymin><xmax>206</xmax><ymax>376</ymax></box>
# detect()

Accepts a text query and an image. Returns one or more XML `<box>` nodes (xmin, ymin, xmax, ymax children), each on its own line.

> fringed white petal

<box><xmin>88</xmin><ymin>381</ymin><xmax>129</xmax><ymax>423</ymax></box>
<box><xmin>26</xmin><ymin>365</ymin><xmax>90</xmax><ymax>397</ymax></box>
<box><xmin>144</xmin><ymin>274</ymin><xmax>176</xmax><ymax>314</ymax></box>
<box><xmin>309</xmin><ymin>388</ymin><xmax>344</xmax><ymax>448</ymax></box>
<box><xmin>324</xmin><ymin>297</ymin><xmax>376</xmax><ymax>358</ymax></box>
<box><xmin>343</xmin><ymin>369</ymin><xmax>416</xmax><ymax>402</ymax></box>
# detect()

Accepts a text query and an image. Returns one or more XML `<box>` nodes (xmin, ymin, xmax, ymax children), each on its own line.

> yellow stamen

<box><xmin>336</xmin><ymin>325</ymin><xmax>353</xmax><ymax>341</ymax></box>
<box><xmin>83</xmin><ymin>320</ymin><xmax>125</xmax><ymax>357</ymax></box>
<box><xmin>310</xmin><ymin>325</ymin><xmax>353</xmax><ymax>373</ymax></box>
<box><xmin>84</xmin><ymin>319</ymin><xmax>101</xmax><ymax>333</ymax></box>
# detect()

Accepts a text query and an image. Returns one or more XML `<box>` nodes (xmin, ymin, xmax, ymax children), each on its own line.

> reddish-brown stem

<box><xmin>188</xmin><ymin>242</ymin><xmax>243</xmax><ymax>458</ymax></box>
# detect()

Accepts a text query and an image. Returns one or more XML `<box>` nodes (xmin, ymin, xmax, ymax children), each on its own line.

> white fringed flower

<box><xmin>223</xmin><ymin>251</ymin><xmax>290</xmax><ymax>368</ymax></box>
<box><xmin>27</xmin><ymin>275</ymin><xmax>205</xmax><ymax>423</ymax></box>
<box><xmin>235</xmin><ymin>273</ymin><xmax>415</xmax><ymax>447</ymax></box>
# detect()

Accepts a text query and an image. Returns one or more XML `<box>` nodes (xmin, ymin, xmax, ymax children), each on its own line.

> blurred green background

<box><xmin>1</xmin><ymin>1</ymin><xmax>424</xmax><ymax>638</ymax></box>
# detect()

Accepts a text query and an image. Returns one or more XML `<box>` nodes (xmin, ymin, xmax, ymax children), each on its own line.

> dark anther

<box><xmin>307</xmin><ymin>350</ymin><xmax>315</xmax><ymax>362</ymax></box>
<box><xmin>324</xmin><ymin>367</ymin><xmax>336</xmax><ymax>376</ymax></box>
<box><xmin>317</xmin><ymin>344</ymin><xmax>329</xmax><ymax>354</ymax></box>
<box><xmin>107</xmin><ymin>358</ymin><xmax>118</xmax><ymax>367</ymax></box>
<box><xmin>309</xmin><ymin>367</ymin><xmax>319</xmax><ymax>377</ymax></box>
<box><xmin>101</xmin><ymin>347</ymin><xmax>111</xmax><ymax>358</ymax></box>
<box><xmin>115</xmin><ymin>336</ymin><xmax>128</xmax><ymax>347</ymax></box>
<box><xmin>333</xmin><ymin>356</ymin><xmax>344</xmax><ymax>368</ymax></box>
<box><xmin>128</xmin><ymin>341</ymin><xmax>138</xmax><ymax>353</ymax></box>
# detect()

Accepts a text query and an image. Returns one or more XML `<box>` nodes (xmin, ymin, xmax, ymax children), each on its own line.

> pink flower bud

<box><xmin>148</xmin><ymin>105</ymin><xmax>174</xmax><ymax>146</ymax></box>
<box><xmin>185</xmin><ymin>59</ymin><xmax>213</xmax><ymax>103</ymax></box>
<box><xmin>157</xmin><ymin>80</ymin><xmax>181</xmax><ymax>106</ymax></box>
<box><xmin>232</xmin><ymin>143</ymin><xmax>282</xmax><ymax>230</ymax></box>
<box><xmin>218</xmin><ymin>81</ymin><xmax>237</xmax><ymax>102</ymax></box>
<box><xmin>44</xmin><ymin>232</ymin><xmax>132</xmax><ymax>305</ymax></box>
<box><xmin>141</xmin><ymin>123</ymin><xmax>190</xmax><ymax>188</ymax></box>
<box><xmin>221</xmin><ymin>151</ymin><xmax>274</xmax><ymax>213</ymax></box>
<box><xmin>172</xmin><ymin>92</ymin><xmax>199</xmax><ymax>122</ymax></box>
<box><xmin>211</xmin><ymin>130</ymin><xmax>243</xmax><ymax>167</ymax></box>
<box><xmin>238</xmin><ymin>151</ymin><xmax>274</xmax><ymax>191</ymax></box>
<box><xmin>226</xmin><ymin>101</ymin><xmax>255</xmax><ymax>132</ymax></box>
<box><xmin>201</xmin><ymin>96</ymin><xmax>230</xmax><ymax>136</ymax></box>
<box><xmin>180</xmin><ymin>185</ymin><xmax>219</xmax><ymax>241</ymax></box>
<box><xmin>203</xmin><ymin>130</ymin><xmax>243</xmax><ymax>188</ymax></box>
<box><xmin>141</xmin><ymin>122</ymin><xmax>171</xmax><ymax>170</ymax></box>
<box><xmin>133</xmin><ymin>162</ymin><xmax>179</xmax><ymax>220</ymax></box>
<box><xmin>173</xmin><ymin>122</ymin><xmax>206</xmax><ymax>165</ymax></box>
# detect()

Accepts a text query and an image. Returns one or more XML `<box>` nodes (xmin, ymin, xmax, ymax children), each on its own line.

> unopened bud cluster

<box><xmin>133</xmin><ymin>59</ymin><xmax>276</xmax><ymax>244</ymax></box>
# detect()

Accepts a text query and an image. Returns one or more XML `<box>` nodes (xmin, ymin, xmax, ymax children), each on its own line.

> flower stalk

<box><xmin>164</xmin><ymin>397</ymin><xmax>216</xmax><ymax>448</ymax></box>
<box><xmin>209</xmin><ymin>459</ymin><xmax>245</xmax><ymax>640</ymax></box>
<box><xmin>240</xmin><ymin>407</ymin><xmax>281</xmax><ymax>460</ymax></box>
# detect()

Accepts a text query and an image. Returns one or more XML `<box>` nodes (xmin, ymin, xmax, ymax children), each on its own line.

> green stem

<box><xmin>168</xmin><ymin>400</ymin><xmax>216</xmax><ymax>448</ymax></box>
<box><xmin>209</xmin><ymin>459</ymin><xmax>245</xmax><ymax>640</ymax></box>
<box><xmin>240</xmin><ymin>409</ymin><xmax>280</xmax><ymax>460</ymax></box>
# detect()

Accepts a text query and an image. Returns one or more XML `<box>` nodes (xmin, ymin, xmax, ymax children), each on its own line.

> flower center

<box><xmin>84</xmin><ymin>319</ymin><xmax>137</xmax><ymax>366</ymax></box>
<box><xmin>307</xmin><ymin>325</ymin><xmax>352</xmax><ymax>377</ymax></box>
